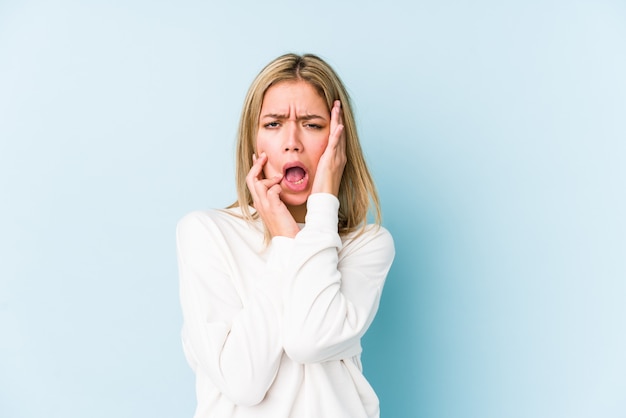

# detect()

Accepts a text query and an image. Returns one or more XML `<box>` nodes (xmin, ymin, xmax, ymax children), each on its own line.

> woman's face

<box><xmin>256</xmin><ymin>80</ymin><xmax>330</xmax><ymax>209</ymax></box>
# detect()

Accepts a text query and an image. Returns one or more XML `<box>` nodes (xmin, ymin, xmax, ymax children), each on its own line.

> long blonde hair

<box><xmin>230</xmin><ymin>53</ymin><xmax>381</xmax><ymax>235</ymax></box>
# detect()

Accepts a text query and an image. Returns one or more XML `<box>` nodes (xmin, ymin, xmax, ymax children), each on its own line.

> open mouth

<box><xmin>285</xmin><ymin>166</ymin><xmax>306</xmax><ymax>185</ymax></box>
<box><xmin>282</xmin><ymin>162</ymin><xmax>308</xmax><ymax>191</ymax></box>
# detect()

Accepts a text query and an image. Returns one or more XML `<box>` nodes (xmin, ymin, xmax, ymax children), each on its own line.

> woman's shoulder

<box><xmin>178</xmin><ymin>206</ymin><xmax>242</xmax><ymax>224</ymax></box>
<box><xmin>177</xmin><ymin>206</ymin><xmax>262</xmax><ymax>241</ymax></box>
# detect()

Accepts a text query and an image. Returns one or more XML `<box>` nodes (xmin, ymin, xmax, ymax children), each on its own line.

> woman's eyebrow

<box><xmin>260</xmin><ymin>113</ymin><xmax>327</xmax><ymax>121</ymax></box>
<box><xmin>299</xmin><ymin>114</ymin><xmax>327</xmax><ymax>121</ymax></box>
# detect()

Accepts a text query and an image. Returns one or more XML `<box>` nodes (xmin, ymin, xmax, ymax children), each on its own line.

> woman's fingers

<box><xmin>327</xmin><ymin>100</ymin><xmax>346</xmax><ymax>162</ymax></box>
<box><xmin>253</xmin><ymin>175</ymin><xmax>283</xmax><ymax>200</ymax></box>
<box><xmin>246</xmin><ymin>152</ymin><xmax>267</xmax><ymax>202</ymax></box>
<box><xmin>244</xmin><ymin>152</ymin><xmax>298</xmax><ymax>237</ymax></box>
<box><xmin>328</xmin><ymin>101</ymin><xmax>343</xmax><ymax>149</ymax></box>
<box><xmin>329</xmin><ymin>100</ymin><xmax>339</xmax><ymax>137</ymax></box>
<box><xmin>245</xmin><ymin>150</ymin><xmax>285</xmax><ymax>209</ymax></box>
<box><xmin>249</xmin><ymin>159</ymin><xmax>284</xmax><ymax>210</ymax></box>
<box><xmin>337</xmin><ymin>102</ymin><xmax>345</xmax><ymax>153</ymax></box>
<box><xmin>311</xmin><ymin>101</ymin><xmax>346</xmax><ymax>196</ymax></box>
<box><xmin>265</xmin><ymin>182</ymin><xmax>284</xmax><ymax>206</ymax></box>
<box><xmin>246</xmin><ymin>152</ymin><xmax>266</xmax><ymax>182</ymax></box>
<box><xmin>328</xmin><ymin>101</ymin><xmax>346</xmax><ymax>155</ymax></box>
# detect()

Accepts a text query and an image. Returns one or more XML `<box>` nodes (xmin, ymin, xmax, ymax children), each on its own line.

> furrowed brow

<box><xmin>260</xmin><ymin>113</ymin><xmax>289</xmax><ymax>119</ymax></box>
<box><xmin>260</xmin><ymin>113</ymin><xmax>327</xmax><ymax>121</ymax></box>
<box><xmin>298</xmin><ymin>114</ymin><xmax>326</xmax><ymax>121</ymax></box>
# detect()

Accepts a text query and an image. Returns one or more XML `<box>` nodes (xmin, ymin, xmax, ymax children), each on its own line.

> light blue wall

<box><xmin>1</xmin><ymin>1</ymin><xmax>625</xmax><ymax>417</ymax></box>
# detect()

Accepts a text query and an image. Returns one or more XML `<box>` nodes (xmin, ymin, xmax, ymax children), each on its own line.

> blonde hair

<box><xmin>229</xmin><ymin>53</ymin><xmax>381</xmax><ymax>236</ymax></box>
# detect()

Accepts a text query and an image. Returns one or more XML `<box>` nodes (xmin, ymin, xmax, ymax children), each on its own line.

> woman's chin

<box><xmin>280</xmin><ymin>190</ymin><xmax>310</xmax><ymax>208</ymax></box>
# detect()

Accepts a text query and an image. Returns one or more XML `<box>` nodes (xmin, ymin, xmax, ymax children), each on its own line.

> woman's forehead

<box><xmin>260</xmin><ymin>80</ymin><xmax>329</xmax><ymax>116</ymax></box>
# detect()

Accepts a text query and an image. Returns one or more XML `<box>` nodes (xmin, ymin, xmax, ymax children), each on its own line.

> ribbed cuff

<box><xmin>304</xmin><ymin>193</ymin><xmax>339</xmax><ymax>233</ymax></box>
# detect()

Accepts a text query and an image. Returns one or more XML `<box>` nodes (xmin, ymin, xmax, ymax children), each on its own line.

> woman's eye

<box><xmin>264</xmin><ymin>121</ymin><xmax>280</xmax><ymax>128</ymax></box>
<box><xmin>305</xmin><ymin>123</ymin><xmax>322</xmax><ymax>129</ymax></box>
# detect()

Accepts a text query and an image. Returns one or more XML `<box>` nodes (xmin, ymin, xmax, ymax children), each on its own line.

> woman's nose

<box><xmin>283</xmin><ymin>123</ymin><xmax>302</xmax><ymax>152</ymax></box>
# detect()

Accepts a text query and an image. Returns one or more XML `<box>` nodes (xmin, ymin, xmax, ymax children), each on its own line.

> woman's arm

<box><xmin>176</xmin><ymin>212</ymin><xmax>284</xmax><ymax>406</ymax></box>
<box><xmin>281</xmin><ymin>193</ymin><xmax>395</xmax><ymax>364</ymax></box>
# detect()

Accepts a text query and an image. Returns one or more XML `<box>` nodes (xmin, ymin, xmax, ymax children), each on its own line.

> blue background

<box><xmin>1</xmin><ymin>1</ymin><xmax>625</xmax><ymax>417</ymax></box>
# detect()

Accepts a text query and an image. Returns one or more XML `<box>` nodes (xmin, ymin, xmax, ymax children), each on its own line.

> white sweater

<box><xmin>176</xmin><ymin>193</ymin><xmax>395</xmax><ymax>418</ymax></box>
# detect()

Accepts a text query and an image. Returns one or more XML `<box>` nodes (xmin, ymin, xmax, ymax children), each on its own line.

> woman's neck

<box><xmin>286</xmin><ymin>203</ymin><xmax>307</xmax><ymax>223</ymax></box>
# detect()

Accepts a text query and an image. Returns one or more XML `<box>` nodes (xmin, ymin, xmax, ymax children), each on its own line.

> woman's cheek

<box><xmin>263</xmin><ymin>161</ymin><xmax>278</xmax><ymax>179</ymax></box>
<box><xmin>314</xmin><ymin>143</ymin><xmax>327</xmax><ymax>163</ymax></box>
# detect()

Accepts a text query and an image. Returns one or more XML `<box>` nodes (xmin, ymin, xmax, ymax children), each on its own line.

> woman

<box><xmin>177</xmin><ymin>53</ymin><xmax>394</xmax><ymax>418</ymax></box>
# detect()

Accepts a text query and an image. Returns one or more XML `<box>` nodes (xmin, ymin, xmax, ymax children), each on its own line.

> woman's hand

<box><xmin>246</xmin><ymin>152</ymin><xmax>300</xmax><ymax>238</ymax></box>
<box><xmin>311</xmin><ymin>100</ymin><xmax>346</xmax><ymax>197</ymax></box>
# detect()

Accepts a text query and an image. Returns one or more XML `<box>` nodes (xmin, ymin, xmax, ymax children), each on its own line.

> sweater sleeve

<box><xmin>176</xmin><ymin>212</ymin><xmax>285</xmax><ymax>406</ymax></box>
<box><xmin>281</xmin><ymin>193</ymin><xmax>395</xmax><ymax>364</ymax></box>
